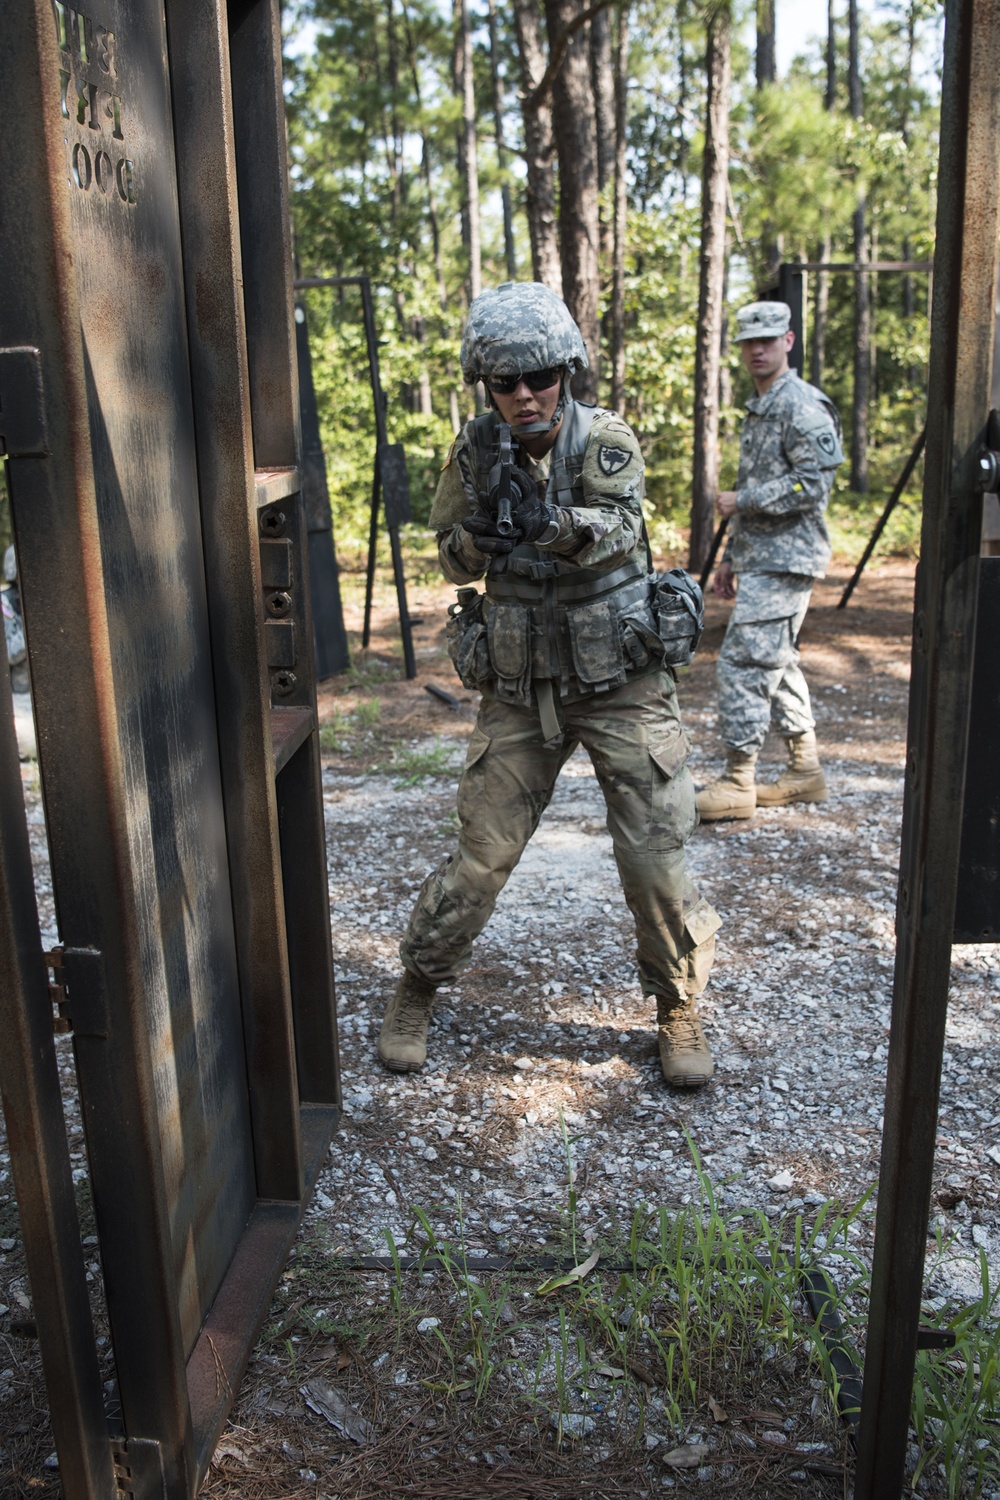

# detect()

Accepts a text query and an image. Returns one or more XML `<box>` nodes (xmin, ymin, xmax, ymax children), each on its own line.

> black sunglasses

<box><xmin>485</xmin><ymin>366</ymin><xmax>564</xmax><ymax>395</ymax></box>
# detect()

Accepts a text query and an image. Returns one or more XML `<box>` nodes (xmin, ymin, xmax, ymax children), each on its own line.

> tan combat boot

<box><xmin>378</xmin><ymin>970</ymin><xmax>437</xmax><ymax>1073</ymax></box>
<box><xmin>755</xmin><ymin>729</ymin><xmax>828</xmax><ymax>807</ymax></box>
<box><xmin>695</xmin><ymin>750</ymin><xmax>758</xmax><ymax>822</ymax></box>
<box><xmin>656</xmin><ymin>997</ymin><xmax>714</xmax><ymax>1088</ymax></box>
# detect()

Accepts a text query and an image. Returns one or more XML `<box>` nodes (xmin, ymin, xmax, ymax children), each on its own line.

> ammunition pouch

<box><xmin>647</xmin><ymin>569</ymin><xmax>704</xmax><ymax>667</ymax></box>
<box><xmin>445</xmin><ymin>587</ymin><xmax>491</xmax><ymax>690</ymax></box>
<box><xmin>446</xmin><ymin>564</ymin><xmax>703</xmax><ymax>703</ymax></box>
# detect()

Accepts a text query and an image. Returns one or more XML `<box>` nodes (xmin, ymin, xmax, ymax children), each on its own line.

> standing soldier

<box><xmin>697</xmin><ymin>301</ymin><xmax>844</xmax><ymax>822</ymax></box>
<box><xmin>377</xmin><ymin>282</ymin><xmax>721</xmax><ymax>1088</ymax></box>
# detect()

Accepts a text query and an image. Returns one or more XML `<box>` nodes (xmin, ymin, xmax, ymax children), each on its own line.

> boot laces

<box><xmin>392</xmin><ymin>992</ymin><xmax>432</xmax><ymax>1037</ymax></box>
<box><xmin>660</xmin><ymin>1008</ymin><xmax>703</xmax><ymax>1052</ymax></box>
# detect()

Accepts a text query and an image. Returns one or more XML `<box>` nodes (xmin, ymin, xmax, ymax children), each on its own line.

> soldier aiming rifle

<box><xmin>377</xmin><ymin>281</ymin><xmax>722</xmax><ymax>1090</ymax></box>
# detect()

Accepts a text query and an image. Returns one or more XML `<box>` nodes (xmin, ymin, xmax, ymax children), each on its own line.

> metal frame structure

<box><xmin>295</xmin><ymin>298</ymin><xmax>350</xmax><ymax>679</ymax></box>
<box><xmin>0</xmin><ymin>3</ymin><xmax>339</xmax><ymax>1496</ymax></box>
<box><xmin>776</xmin><ymin>259</ymin><xmax>933</xmax><ymax>380</ymax></box>
<box><xmin>295</xmin><ymin>274</ymin><xmax>418</xmax><ymax>679</ymax></box>
<box><xmin>855</xmin><ymin>0</ymin><xmax>1000</xmax><ymax>1492</ymax></box>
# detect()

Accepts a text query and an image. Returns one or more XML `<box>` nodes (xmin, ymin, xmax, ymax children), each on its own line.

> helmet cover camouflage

<box><xmin>460</xmin><ymin>281</ymin><xmax>589</xmax><ymax>385</ymax></box>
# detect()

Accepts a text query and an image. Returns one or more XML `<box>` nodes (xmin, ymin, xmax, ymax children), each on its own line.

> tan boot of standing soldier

<box><xmin>378</xmin><ymin>970</ymin><xmax>437</xmax><ymax>1072</ymax></box>
<box><xmin>755</xmin><ymin>729</ymin><xmax>828</xmax><ymax>807</ymax></box>
<box><xmin>695</xmin><ymin>749</ymin><xmax>757</xmax><ymax>822</ymax></box>
<box><xmin>656</xmin><ymin>996</ymin><xmax>714</xmax><ymax>1088</ymax></box>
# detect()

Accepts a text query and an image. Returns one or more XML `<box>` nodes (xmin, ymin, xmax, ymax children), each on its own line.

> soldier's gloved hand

<box><xmin>510</xmin><ymin>469</ymin><xmax>558</xmax><ymax>545</ymax></box>
<box><xmin>460</xmin><ymin>512</ymin><xmax>523</xmax><ymax>555</ymax></box>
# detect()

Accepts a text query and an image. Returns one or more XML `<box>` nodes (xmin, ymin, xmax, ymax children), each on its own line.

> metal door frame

<box><xmin>0</xmin><ymin>2</ymin><xmax>338</xmax><ymax>1495</ymax></box>
<box><xmin>854</xmin><ymin>0</ymin><xmax>1000</xmax><ymax>1492</ymax></box>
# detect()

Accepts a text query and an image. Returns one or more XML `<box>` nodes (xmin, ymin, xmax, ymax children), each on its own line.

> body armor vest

<box><xmin>446</xmin><ymin>404</ymin><xmax>702</xmax><ymax>731</ymax></box>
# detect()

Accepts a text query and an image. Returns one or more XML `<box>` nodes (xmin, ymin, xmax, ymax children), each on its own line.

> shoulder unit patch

<box><xmin>597</xmin><ymin>444</ymin><xmax>633</xmax><ymax>476</ymax></box>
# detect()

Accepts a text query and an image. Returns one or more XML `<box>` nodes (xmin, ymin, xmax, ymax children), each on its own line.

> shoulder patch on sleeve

<box><xmin>582</xmin><ymin>414</ymin><xmax>644</xmax><ymax>501</ymax></box>
<box><xmin>597</xmin><ymin>443</ymin><xmax>635</xmax><ymax>476</ymax></box>
<box><xmin>795</xmin><ymin>411</ymin><xmax>844</xmax><ymax>467</ymax></box>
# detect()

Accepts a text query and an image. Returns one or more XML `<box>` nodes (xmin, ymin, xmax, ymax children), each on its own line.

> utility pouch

<box><xmin>619</xmin><ymin>595</ymin><xmax>663</xmax><ymax>673</ymax></box>
<box><xmin>649</xmin><ymin>569</ymin><xmax>704</xmax><ymax>666</ymax></box>
<box><xmin>486</xmin><ymin>600</ymin><xmax>532</xmax><ymax>702</ymax></box>
<box><xmin>566</xmin><ymin>597</ymin><xmax>627</xmax><ymax>692</ymax></box>
<box><xmin>446</xmin><ymin>588</ymin><xmax>490</xmax><ymax>690</ymax></box>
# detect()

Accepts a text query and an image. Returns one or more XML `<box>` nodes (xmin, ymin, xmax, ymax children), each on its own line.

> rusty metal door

<box><xmin>0</xmin><ymin>3</ymin><xmax>338</xmax><ymax>1497</ymax></box>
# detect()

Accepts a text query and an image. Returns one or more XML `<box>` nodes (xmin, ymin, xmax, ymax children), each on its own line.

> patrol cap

<box><xmin>734</xmin><ymin>300</ymin><xmax>792</xmax><ymax>341</ymax></box>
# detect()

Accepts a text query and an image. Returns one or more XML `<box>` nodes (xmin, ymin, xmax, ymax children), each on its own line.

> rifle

<box><xmin>486</xmin><ymin>421</ymin><xmax>516</xmax><ymax>537</ymax></box>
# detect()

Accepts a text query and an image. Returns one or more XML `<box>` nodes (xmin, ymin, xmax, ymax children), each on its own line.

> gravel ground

<box><xmin>2</xmin><ymin>556</ymin><xmax>998</xmax><ymax>1498</ymax></box>
<box><xmin>309</xmin><ymin>561</ymin><xmax>999</xmax><ymax>1291</ymax></box>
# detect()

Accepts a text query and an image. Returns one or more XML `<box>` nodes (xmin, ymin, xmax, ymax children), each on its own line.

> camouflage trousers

<box><xmin>717</xmin><ymin>572</ymin><xmax>815</xmax><ymax>754</ymax></box>
<box><xmin>400</xmin><ymin>669</ymin><xmax>720</xmax><ymax>1007</ymax></box>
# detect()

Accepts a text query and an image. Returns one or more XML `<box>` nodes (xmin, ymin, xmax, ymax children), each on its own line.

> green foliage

<box><xmin>284</xmin><ymin>0</ymin><xmax>942</xmax><ymax>564</ymax></box>
<box><xmin>375</xmin><ymin>737</ymin><xmax>460</xmax><ymax>786</ymax></box>
<box><xmin>911</xmin><ymin>1243</ymin><xmax>1000</xmax><ymax>1497</ymax></box>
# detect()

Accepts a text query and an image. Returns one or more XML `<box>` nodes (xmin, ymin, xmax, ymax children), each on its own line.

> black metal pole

<box><xmin>837</xmin><ymin>426</ymin><xmax>926</xmax><ymax>608</ymax></box>
<box><xmin>854</xmin><ymin>0</ymin><xmax>1000</xmax><ymax>1493</ymax></box>
<box><xmin>363</xmin><ymin>449</ymin><xmax>380</xmax><ymax>650</ymax></box>
<box><xmin>360</xmin><ymin>277</ymin><xmax>385</xmax><ymax>652</ymax></box>
<box><xmin>778</xmin><ymin>263</ymin><xmax>805</xmax><ymax>376</ymax></box>
<box><xmin>389</xmin><ymin>515</ymin><xmax>417</xmax><ymax>679</ymax></box>
<box><xmin>698</xmin><ymin>516</ymin><xmax>729</xmax><ymax>592</ymax></box>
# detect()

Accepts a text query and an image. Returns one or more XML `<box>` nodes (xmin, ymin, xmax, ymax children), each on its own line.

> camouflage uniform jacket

<box><xmin>431</xmin><ymin>402</ymin><xmax>662</xmax><ymax>708</ymax></box>
<box><xmin>723</xmin><ymin>370</ymin><xmax>843</xmax><ymax>579</ymax></box>
<box><xmin>431</xmin><ymin>401</ymin><xmax>645</xmax><ymax>581</ymax></box>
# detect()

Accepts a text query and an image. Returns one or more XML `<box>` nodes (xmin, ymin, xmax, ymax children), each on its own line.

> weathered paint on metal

<box><xmin>1</xmin><ymin>2</ymin><xmax>196</xmax><ymax>1485</ymax></box>
<box><xmin>954</xmin><ymin>557</ymin><xmax>1000</xmax><ymax>939</ymax></box>
<box><xmin>164</xmin><ymin>0</ymin><xmax>308</xmax><ymax>1206</ymax></box>
<box><xmin>0</xmin><ymin>603</ymin><xmax>116</xmax><ymax>1500</ymax></box>
<box><xmin>855</xmin><ymin>0</ymin><xmax>1000</xmax><ymax>1493</ymax></box>
<box><xmin>1</xmin><ymin>0</ymin><xmax>339</xmax><ymax>1493</ymax></box>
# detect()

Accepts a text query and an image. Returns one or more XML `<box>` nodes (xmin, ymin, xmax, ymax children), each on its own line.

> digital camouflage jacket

<box><xmin>723</xmin><ymin>369</ymin><xmax>843</xmax><ymax>580</ymax></box>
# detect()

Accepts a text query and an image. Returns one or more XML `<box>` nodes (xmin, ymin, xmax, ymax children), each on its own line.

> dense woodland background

<box><xmin>284</xmin><ymin>0</ymin><xmax>941</xmax><ymax>570</ymax></box>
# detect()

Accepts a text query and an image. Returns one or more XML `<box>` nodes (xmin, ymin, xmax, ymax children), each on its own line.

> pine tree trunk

<box><xmin>756</xmin><ymin>0</ymin><xmax>775</xmax><ymax>88</ymax></box>
<box><xmin>677</xmin><ymin>0</ymin><xmax>689</xmax><ymax>283</ymax></box>
<box><xmin>812</xmin><ymin>0</ymin><xmax>835</xmax><ymax>387</ymax></box>
<box><xmin>849</xmin><ymin>0</ymin><xmax>868</xmax><ymax>491</ymax></box>
<box><xmin>690</xmin><ymin>1</ymin><xmax>731</xmax><ymax>572</ymax></box>
<box><xmin>453</xmin><ymin>0</ymin><xmax>482</xmax><ymax>302</ymax></box>
<box><xmin>591</xmin><ymin>7</ymin><xmax>616</xmax><ymax>262</ymax></box>
<box><xmin>545</xmin><ymin>0</ymin><xmax>601</xmax><ymax>400</ymax></box>
<box><xmin>677</xmin><ymin>0</ymin><xmax>689</xmax><ymax>199</ymax></box>
<box><xmin>756</xmin><ymin>0</ymin><xmax>779</xmax><ymax>288</ymax></box>
<box><xmin>826</xmin><ymin>0</ymin><xmax>836</xmax><ymax>106</ymax></box>
<box><xmin>513</xmin><ymin>0</ymin><xmax>562</xmax><ymax>293</ymax></box>
<box><xmin>869</xmin><ymin>215</ymin><xmax>879</xmax><ymax>402</ymax></box>
<box><xmin>402</xmin><ymin>0</ymin><xmax>462</xmax><ymax>429</ymax></box>
<box><xmin>610</xmin><ymin>4</ymin><xmax>629</xmax><ymax>413</ymax></box>
<box><xmin>719</xmin><ymin>235</ymin><xmax>732</xmax><ymax>424</ymax></box>
<box><xmin>488</xmin><ymin>0</ymin><xmax>517</xmax><ymax>279</ymax></box>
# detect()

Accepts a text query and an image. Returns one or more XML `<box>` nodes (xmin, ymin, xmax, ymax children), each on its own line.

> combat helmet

<box><xmin>460</xmin><ymin>281</ymin><xmax>588</xmax><ymax>434</ymax></box>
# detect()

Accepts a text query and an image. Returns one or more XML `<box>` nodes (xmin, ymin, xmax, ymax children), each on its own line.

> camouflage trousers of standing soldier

<box><xmin>717</xmin><ymin>572</ymin><xmax>816</xmax><ymax>754</ymax></box>
<box><xmin>399</xmin><ymin>668</ymin><xmax>721</xmax><ymax>1007</ymax></box>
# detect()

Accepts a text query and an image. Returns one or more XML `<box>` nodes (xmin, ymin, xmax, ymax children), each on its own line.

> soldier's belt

<box><xmin>485</xmin><ymin>557</ymin><xmax>646</xmax><ymax>603</ymax></box>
